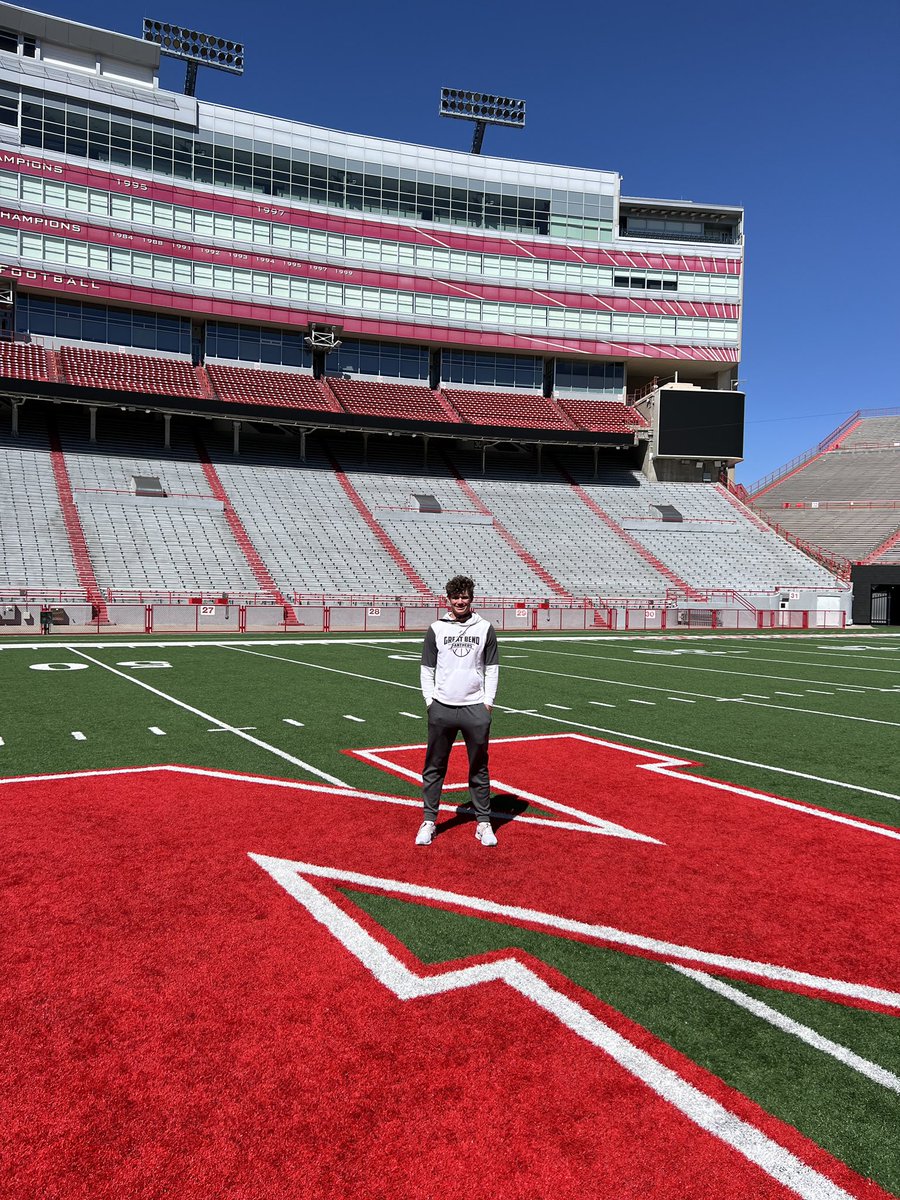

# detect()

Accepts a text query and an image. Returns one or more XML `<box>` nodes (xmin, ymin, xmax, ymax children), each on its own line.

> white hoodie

<box><xmin>420</xmin><ymin>610</ymin><xmax>499</xmax><ymax>706</ymax></box>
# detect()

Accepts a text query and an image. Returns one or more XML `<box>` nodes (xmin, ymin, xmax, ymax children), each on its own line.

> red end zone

<box><xmin>0</xmin><ymin>745</ymin><xmax>897</xmax><ymax>1200</ymax></box>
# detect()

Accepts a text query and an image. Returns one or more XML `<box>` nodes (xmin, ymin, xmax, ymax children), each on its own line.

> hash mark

<box><xmin>775</xmin><ymin>691</ymin><xmax>804</xmax><ymax>697</ymax></box>
<box><xmin>629</xmin><ymin>699</ymin><xmax>656</xmax><ymax>706</ymax></box>
<box><xmin>669</xmin><ymin>697</ymin><xmax>695</xmax><ymax>703</ymax></box>
<box><xmin>344</xmin><ymin>715</ymin><xmax>366</xmax><ymax>723</ymax></box>
<box><xmin>399</xmin><ymin>711</ymin><xmax>422</xmax><ymax>719</ymax></box>
<box><xmin>71</xmin><ymin>731</ymin><xmax>86</xmax><ymax>741</ymax></box>
<box><xmin>282</xmin><ymin>718</ymin><xmax>305</xmax><ymax>727</ymax></box>
<box><xmin>149</xmin><ymin>727</ymin><xmax>166</xmax><ymax>736</ymax></box>
<box><xmin>545</xmin><ymin>703</ymin><xmax>571</xmax><ymax>710</ymax></box>
<box><xmin>589</xmin><ymin>701</ymin><xmax>615</xmax><ymax>708</ymax></box>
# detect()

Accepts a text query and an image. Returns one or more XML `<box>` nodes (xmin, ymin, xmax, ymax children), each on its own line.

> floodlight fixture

<box><xmin>439</xmin><ymin>88</ymin><xmax>526</xmax><ymax>154</ymax></box>
<box><xmin>304</xmin><ymin>323</ymin><xmax>343</xmax><ymax>352</ymax></box>
<box><xmin>142</xmin><ymin>18</ymin><xmax>244</xmax><ymax>96</ymax></box>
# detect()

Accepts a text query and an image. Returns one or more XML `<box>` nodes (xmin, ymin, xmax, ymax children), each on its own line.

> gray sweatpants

<box><xmin>422</xmin><ymin>700</ymin><xmax>492</xmax><ymax>821</ymax></box>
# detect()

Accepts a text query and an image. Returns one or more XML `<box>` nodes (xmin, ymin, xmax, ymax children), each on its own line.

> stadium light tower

<box><xmin>439</xmin><ymin>88</ymin><xmax>526</xmax><ymax>155</ymax></box>
<box><xmin>142</xmin><ymin>18</ymin><xmax>245</xmax><ymax>97</ymax></box>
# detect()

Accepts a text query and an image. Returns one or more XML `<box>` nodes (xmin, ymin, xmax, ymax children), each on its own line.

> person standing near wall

<box><xmin>416</xmin><ymin>575</ymin><xmax>499</xmax><ymax>847</ymax></box>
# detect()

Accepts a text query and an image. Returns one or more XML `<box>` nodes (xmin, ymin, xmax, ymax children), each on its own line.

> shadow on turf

<box><xmin>435</xmin><ymin>792</ymin><xmax>529</xmax><ymax>838</ymax></box>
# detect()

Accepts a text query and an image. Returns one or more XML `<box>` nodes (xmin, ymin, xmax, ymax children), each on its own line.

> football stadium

<box><xmin>0</xmin><ymin>4</ymin><xmax>898</xmax><ymax>1199</ymax></box>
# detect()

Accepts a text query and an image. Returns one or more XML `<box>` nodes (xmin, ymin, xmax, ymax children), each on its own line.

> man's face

<box><xmin>448</xmin><ymin>591</ymin><xmax>473</xmax><ymax>620</ymax></box>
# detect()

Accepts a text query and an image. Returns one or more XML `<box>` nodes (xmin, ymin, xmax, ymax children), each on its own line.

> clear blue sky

<box><xmin>25</xmin><ymin>0</ymin><xmax>900</xmax><ymax>486</ymax></box>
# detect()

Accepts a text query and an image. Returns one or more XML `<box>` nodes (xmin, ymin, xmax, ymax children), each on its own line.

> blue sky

<box><xmin>26</xmin><ymin>0</ymin><xmax>900</xmax><ymax>485</ymax></box>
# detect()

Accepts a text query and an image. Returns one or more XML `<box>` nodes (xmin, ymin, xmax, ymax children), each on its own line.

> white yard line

<box><xmin>670</xmin><ymin>966</ymin><xmax>900</xmax><ymax>1096</ymax></box>
<box><xmin>727</xmin><ymin>699</ymin><xmax>900</xmax><ymax>729</ymax></box>
<box><xmin>225</xmin><ymin>644</ymin><xmax>421</xmax><ymax>692</ymax></box>
<box><xmin>66</xmin><ymin>648</ymin><xmax>348</xmax><ymax>787</ymax></box>
<box><xmin>512</xmin><ymin>644</ymin><xmax>894</xmax><ymax>692</ymax></box>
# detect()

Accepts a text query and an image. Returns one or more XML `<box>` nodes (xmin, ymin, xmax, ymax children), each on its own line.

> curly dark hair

<box><xmin>445</xmin><ymin>574</ymin><xmax>475</xmax><ymax>599</ymax></box>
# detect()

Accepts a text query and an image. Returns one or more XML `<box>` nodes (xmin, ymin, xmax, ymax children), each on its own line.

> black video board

<box><xmin>656</xmin><ymin>388</ymin><xmax>744</xmax><ymax>459</ymax></box>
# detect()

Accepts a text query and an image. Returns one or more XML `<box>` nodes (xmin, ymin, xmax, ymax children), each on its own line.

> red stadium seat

<box><xmin>57</xmin><ymin>346</ymin><xmax>207</xmax><ymax>399</ymax></box>
<box><xmin>556</xmin><ymin>397</ymin><xmax>649</xmax><ymax>433</ymax></box>
<box><xmin>441</xmin><ymin>389</ymin><xmax>576</xmax><ymax>430</ymax></box>
<box><xmin>327</xmin><ymin>378</ymin><xmax>459</xmax><ymax>422</ymax></box>
<box><xmin>206</xmin><ymin>364</ymin><xmax>342</xmax><ymax>412</ymax></box>
<box><xmin>0</xmin><ymin>341</ymin><xmax>52</xmax><ymax>383</ymax></box>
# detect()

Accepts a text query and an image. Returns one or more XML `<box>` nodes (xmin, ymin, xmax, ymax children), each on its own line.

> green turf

<box><xmin>343</xmin><ymin>887</ymin><xmax>900</xmax><ymax>1195</ymax></box>
<box><xmin>1</xmin><ymin>631</ymin><xmax>898</xmax><ymax>823</ymax></box>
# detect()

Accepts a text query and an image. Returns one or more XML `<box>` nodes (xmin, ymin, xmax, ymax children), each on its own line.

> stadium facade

<box><xmin>0</xmin><ymin>2</ymin><xmax>744</xmax><ymax>480</ymax></box>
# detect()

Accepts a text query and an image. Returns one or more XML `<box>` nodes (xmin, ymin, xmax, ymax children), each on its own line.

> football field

<box><xmin>2</xmin><ymin>628</ymin><xmax>899</xmax><ymax>1199</ymax></box>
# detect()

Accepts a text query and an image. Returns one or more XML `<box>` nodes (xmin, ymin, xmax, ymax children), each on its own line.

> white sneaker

<box><xmin>415</xmin><ymin>820</ymin><xmax>436</xmax><ymax>846</ymax></box>
<box><xmin>475</xmin><ymin>821</ymin><xmax>497</xmax><ymax>847</ymax></box>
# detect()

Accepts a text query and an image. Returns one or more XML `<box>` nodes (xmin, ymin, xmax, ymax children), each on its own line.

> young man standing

<box><xmin>417</xmin><ymin>575</ymin><xmax>499</xmax><ymax>847</ymax></box>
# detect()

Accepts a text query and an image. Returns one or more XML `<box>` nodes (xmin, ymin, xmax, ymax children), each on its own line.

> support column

<box><xmin>89</xmin><ymin>405</ymin><xmax>97</xmax><ymax>444</ymax></box>
<box><xmin>481</xmin><ymin>443</ymin><xmax>486</xmax><ymax>475</ymax></box>
<box><xmin>163</xmin><ymin>412</ymin><xmax>171</xmax><ymax>449</ymax></box>
<box><xmin>362</xmin><ymin>430</ymin><xmax>368</xmax><ymax>466</ymax></box>
<box><xmin>593</xmin><ymin>445</ymin><xmax>599</xmax><ymax>479</ymax></box>
<box><xmin>536</xmin><ymin>443</ymin><xmax>542</xmax><ymax>474</ymax></box>
<box><xmin>233</xmin><ymin>420</ymin><xmax>240</xmax><ymax>455</ymax></box>
<box><xmin>422</xmin><ymin>435</ymin><xmax>429</xmax><ymax>468</ymax></box>
<box><xmin>300</xmin><ymin>430</ymin><xmax>306</xmax><ymax>462</ymax></box>
<box><xmin>10</xmin><ymin>398</ymin><xmax>22</xmax><ymax>436</ymax></box>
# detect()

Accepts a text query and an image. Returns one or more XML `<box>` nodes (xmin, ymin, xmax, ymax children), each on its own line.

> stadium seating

<box><xmin>0</xmin><ymin>341</ymin><xmax>53</xmax><ymax>383</ymax></box>
<box><xmin>327</xmin><ymin>378</ymin><xmax>459</xmax><ymax>423</ymax></box>
<box><xmin>0</xmin><ymin>408</ymin><xmax>81</xmax><ymax>590</ymax></box>
<box><xmin>334</xmin><ymin>442</ymin><xmax>551</xmax><ymax>595</ymax></box>
<box><xmin>750</xmin><ymin>413</ymin><xmax>900</xmax><ymax>562</ymax></box>
<box><xmin>57</xmin><ymin>347</ymin><xmax>207</xmax><ymax>399</ymax></box>
<box><xmin>446</xmin><ymin>448</ymin><xmax>677</xmax><ymax>597</ymax></box>
<box><xmin>556</xmin><ymin>397</ymin><xmax>649</xmax><ymax>433</ymax></box>
<box><xmin>206</xmin><ymin>434</ymin><xmax>415</xmax><ymax>596</ymax></box>
<box><xmin>0</xmin><ymin>402</ymin><xmax>851</xmax><ymax>604</ymax></box>
<box><xmin>442</xmin><ymin>389</ymin><xmax>576</xmax><ymax>430</ymax></box>
<box><xmin>566</xmin><ymin>458</ymin><xmax>840</xmax><ymax>591</ymax></box>
<box><xmin>206</xmin><ymin>364</ymin><xmax>341</xmax><ymax>412</ymax></box>
<box><xmin>74</xmin><ymin>501</ymin><xmax>261</xmax><ymax>593</ymax></box>
<box><xmin>837</xmin><ymin>415</ymin><xmax>900</xmax><ymax>449</ymax></box>
<box><xmin>55</xmin><ymin>409</ymin><xmax>259</xmax><ymax>593</ymax></box>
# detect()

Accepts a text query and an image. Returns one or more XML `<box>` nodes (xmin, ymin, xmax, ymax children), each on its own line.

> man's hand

<box><xmin>485</xmin><ymin>704</ymin><xmax>492</xmax><ymax>714</ymax></box>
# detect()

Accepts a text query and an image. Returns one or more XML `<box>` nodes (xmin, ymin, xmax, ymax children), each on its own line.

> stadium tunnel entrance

<box><xmin>850</xmin><ymin>565</ymin><xmax>900</xmax><ymax>626</ymax></box>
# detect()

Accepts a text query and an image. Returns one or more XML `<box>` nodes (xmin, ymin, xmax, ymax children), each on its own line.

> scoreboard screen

<box><xmin>655</xmin><ymin>388</ymin><xmax>745</xmax><ymax>459</ymax></box>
